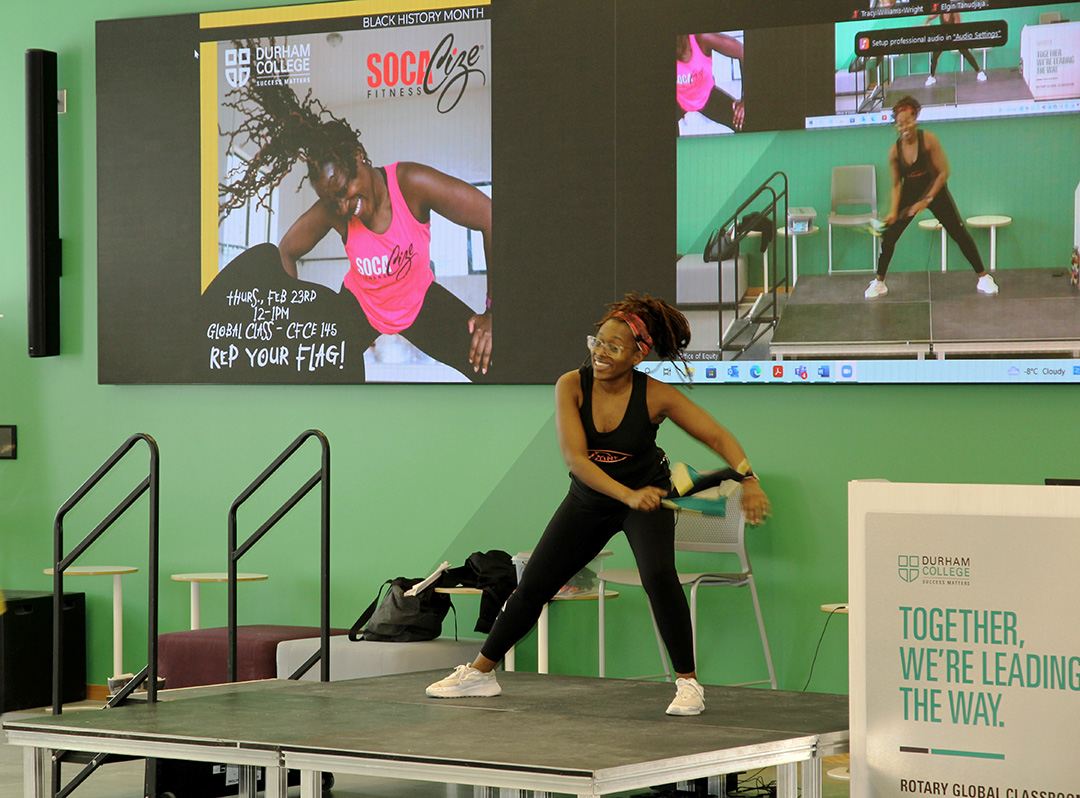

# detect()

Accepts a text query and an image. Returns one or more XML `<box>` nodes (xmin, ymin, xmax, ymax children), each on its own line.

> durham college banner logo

<box><xmin>898</xmin><ymin>554</ymin><xmax>920</xmax><ymax>583</ymax></box>
<box><xmin>225</xmin><ymin>47</ymin><xmax>251</xmax><ymax>89</ymax></box>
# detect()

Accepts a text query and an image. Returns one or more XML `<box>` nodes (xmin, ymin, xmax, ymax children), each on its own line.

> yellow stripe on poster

<box><xmin>200</xmin><ymin>42</ymin><xmax>219</xmax><ymax>293</ymax></box>
<box><xmin>201</xmin><ymin>0</ymin><xmax>490</xmax><ymax>30</ymax></box>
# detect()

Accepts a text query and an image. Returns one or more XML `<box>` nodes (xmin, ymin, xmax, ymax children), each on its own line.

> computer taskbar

<box><xmin>807</xmin><ymin>98</ymin><xmax>1080</xmax><ymax>130</ymax></box>
<box><xmin>639</xmin><ymin>358</ymin><xmax>1080</xmax><ymax>384</ymax></box>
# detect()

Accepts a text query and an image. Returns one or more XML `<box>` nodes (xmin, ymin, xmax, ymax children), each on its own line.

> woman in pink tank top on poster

<box><xmin>676</xmin><ymin>33</ymin><xmax>745</xmax><ymax>133</ymax></box>
<box><xmin>219</xmin><ymin>82</ymin><xmax>493</xmax><ymax>380</ymax></box>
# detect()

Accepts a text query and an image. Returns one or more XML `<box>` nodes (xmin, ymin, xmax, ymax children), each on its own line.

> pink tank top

<box><xmin>676</xmin><ymin>35</ymin><xmax>714</xmax><ymax>113</ymax></box>
<box><xmin>342</xmin><ymin>162</ymin><xmax>434</xmax><ymax>335</ymax></box>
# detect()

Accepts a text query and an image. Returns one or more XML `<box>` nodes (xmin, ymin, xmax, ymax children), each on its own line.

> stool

<box><xmin>157</xmin><ymin>624</ymin><xmax>346</xmax><ymax>688</ymax></box>
<box><xmin>966</xmin><ymin>214</ymin><xmax>1011</xmax><ymax>271</ymax></box>
<box><xmin>276</xmin><ymin>635</ymin><xmax>485</xmax><ymax>681</ymax></box>
<box><xmin>918</xmin><ymin>218</ymin><xmax>947</xmax><ymax>271</ymax></box>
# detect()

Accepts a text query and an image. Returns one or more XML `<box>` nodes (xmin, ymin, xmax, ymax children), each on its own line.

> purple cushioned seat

<box><xmin>158</xmin><ymin>625</ymin><xmax>346</xmax><ymax>689</ymax></box>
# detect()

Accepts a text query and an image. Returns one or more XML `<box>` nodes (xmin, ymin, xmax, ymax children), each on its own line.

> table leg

<box><xmin>791</xmin><ymin>235</ymin><xmax>799</xmax><ymax>285</ymax></box>
<box><xmin>189</xmin><ymin>582</ymin><xmax>201</xmax><ymax>630</ymax></box>
<box><xmin>538</xmin><ymin>604</ymin><xmax>549</xmax><ymax>674</ymax></box>
<box><xmin>112</xmin><ymin>574</ymin><xmax>124</xmax><ymax>677</ymax></box>
<box><xmin>504</xmin><ymin>645</ymin><xmax>515</xmax><ymax>672</ymax></box>
<box><xmin>989</xmin><ymin>226</ymin><xmax>997</xmax><ymax>271</ymax></box>
<box><xmin>762</xmin><ymin>248</ymin><xmax>770</xmax><ymax>293</ymax></box>
<box><xmin>940</xmin><ymin>228</ymin><xmax>947</xmax><ymax>272</ymax></box>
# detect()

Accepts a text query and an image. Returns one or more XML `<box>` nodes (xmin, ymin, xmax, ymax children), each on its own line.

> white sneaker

<box><xmin>864</xmin><ymin>279</ymin><xmax>888</xmax><ymax>299</ymax></box>
<box><xmin>426</xmin><ymin>664</ymin><xmax>501</xmax><ymax>698</ymax></box>
<box><xmin>666</xmin><ymin>677</ymin><xmax>705</xmax><ymax>716</ymax></box>
<box><xmin>976</xmin><ymin>71</ymin><xmax>988</xmax><ymax>82</ymax></box>
<box><xmin>925</xmin><ymin>75</ymin><xmax>937</xmax><ymax>87</ymax></box>
<box><xmin>977</xmin><ymin>274</ymin><xmax>999</xmax><ymax>295</ymax></box>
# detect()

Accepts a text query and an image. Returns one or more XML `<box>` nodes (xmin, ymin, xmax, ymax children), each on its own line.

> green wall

<box><xmin>2</xmin><ymin>0</ymin><xmax>1079</xmax><ymax>699</ymax></box>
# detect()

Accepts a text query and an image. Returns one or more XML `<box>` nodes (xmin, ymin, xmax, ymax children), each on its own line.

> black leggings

<box><xmin>930</xmin><ymin>48</ymin><xmax>981</xmax><ymax>76</ymax></box>
<box><xmin>876</xmin><ymin>186</ymin><xmax>985</xmax><ymax>278</ymax></box>
<box><xmin>342</xmin><ymin>280</ymin><xmax>493</xmax><ymax>383</ymax></box>
<box><xmin>480</xmin><ymin>490</ymin><xmax>695</xmax><ymax>673</ymax></box>
<box><xmin>677</xmin><ymin>87</ymin><xmax>738</xmax><ymax>130</ymax></box>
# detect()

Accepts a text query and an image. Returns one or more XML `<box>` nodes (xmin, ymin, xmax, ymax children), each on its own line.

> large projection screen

<box><xmin>97</xmin><ymin>0</ymin><xmax>1080</xmax><ymax>385</ymax></box>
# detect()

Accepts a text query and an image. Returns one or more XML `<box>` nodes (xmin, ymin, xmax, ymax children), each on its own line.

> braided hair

<box><xmin>218</xmin><ymin>41</ymin><xmax>364</xmax><ymax>219</ymax></box>
<box><xmin>599</xmin><ymin>292</ymin><xmax>692</xmax><ymax>373</ymax></box>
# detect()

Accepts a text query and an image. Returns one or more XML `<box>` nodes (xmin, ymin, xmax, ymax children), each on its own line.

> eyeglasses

<box><xmin>586</xmin><ymin>335</ymin><xmax>626</xmax><ymax>358</ymax></box>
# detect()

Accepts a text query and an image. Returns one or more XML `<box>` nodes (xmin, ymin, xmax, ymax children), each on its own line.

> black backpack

<box><xmin>348</xmin><ymin>576</ymin><xmax>453</xmax><ymax>642</ymax></box>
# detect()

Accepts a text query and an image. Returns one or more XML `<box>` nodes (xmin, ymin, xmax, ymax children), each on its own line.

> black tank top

<box><xmin>897</xmin><ymin>129</ymin><xmax>934</xmax><ymax>197</ymax></box>
<box><xmin>571</xmin><ymin>365</ymin><xmax>668</xmax><ymax>500</ymax></box>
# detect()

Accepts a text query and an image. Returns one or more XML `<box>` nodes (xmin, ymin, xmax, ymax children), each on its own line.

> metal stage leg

<box><xmin>300</xmin><ymin>769</ymin><xmax>320</xmax><ymax>798</ymax></box>
<box><xmin>264</xmin><ymin>764</ymin><xmax>288</xmax><ymax>798</ymax></box>
<box><xmin>237</xmin><ymin>765</ymin><xmax>257</xmax><ymax>798</ymax></box>
<box><xmin>473</xmin><ymin>788</ymin><xmax>552</xmax><ymax>798</ymax></box>
<box><xmin>776</xmin><ymin>761</ymin><xmax>797</xmax><ymax>798</ymax></box>
<box><xmin>23</xmin><ymin>747</ymin><xmax>48</xmax><ymax>798</ymax></box>
<box><xmin>802</xmin><ymin>757</ymin><xmax>823</xmax><ymax>798</ymax></box>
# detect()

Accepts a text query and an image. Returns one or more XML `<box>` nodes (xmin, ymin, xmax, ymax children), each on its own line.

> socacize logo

<box><xmin>897</xmin><ymin>553</ymin><xmax>920</xmax><ymax>583</ymax></box>
<box><xmin>225</xmin><ymin>48</ymin><xmax>251</xmax><ymax>89</ymax></box>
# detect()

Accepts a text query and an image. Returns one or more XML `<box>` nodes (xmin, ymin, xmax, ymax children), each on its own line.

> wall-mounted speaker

<box><xmin>26</xmin><ymin>48</ymin><xmax>61</xmax><ymax>358</ymax></box>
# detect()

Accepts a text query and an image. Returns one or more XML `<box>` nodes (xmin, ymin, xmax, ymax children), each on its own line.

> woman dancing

<box><xmin>923</xmin><ymin>12</ymin><xmax>987</xmax><ymax>87</ymax></box>
<box><xmin>865</xmin><ymin>96</ymin><xmax>997</xmax><ymax>298</ymax></box>
<box><xmin>677</xmin><ymin>33</ymin><xmax>745</xmax><ymax>133</ymax></box>
<box><xmin>426</xmin><ymin>294</ymin><xmax>771</xmax><ymax>715</ymax></box>
<box><xmin>219</xmin><ymin>80</ymin><xmax>493</xmax><ymax>378</ymax></box>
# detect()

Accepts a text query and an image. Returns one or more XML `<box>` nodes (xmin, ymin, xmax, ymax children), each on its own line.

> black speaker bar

<box><xmin>26</xmin><ymin>48</ymin><xmax>61</xmax><ymax>358</ymax></box>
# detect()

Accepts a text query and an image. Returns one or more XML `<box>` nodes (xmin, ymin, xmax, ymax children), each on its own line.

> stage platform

<box><xmin>4</xmin><ymin>671</ymin><xmax>848</xmax><ymax>798</ymax></box>
<box><xmin>770</xmin><ymin>268</ymin><xmax>1080</xmax><ymax>359</ymax></box>
<box><xmin>882</xmin><ymin>66</ymin><xmax>1033</xmax><ymax>113</ymax></box>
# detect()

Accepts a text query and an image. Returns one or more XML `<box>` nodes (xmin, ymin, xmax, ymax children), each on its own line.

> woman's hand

<box><xmin>626</xmin><ymin>485</ymin><xmax>667</xmax><ymax>513</ymax></box>
<box><xmin>468</xmin><ymin>311</ymin><xmax>492</xmax><ymax>374</ymax></box>
<box><xmin>741</xmin><ymin>479</ymin><xmax>771</xmax><ymax>526</ymax></box>
<box><xmin>905</xmin><ymin>199</ymin><xmax>930</xmax><ymax>218</ymax></box>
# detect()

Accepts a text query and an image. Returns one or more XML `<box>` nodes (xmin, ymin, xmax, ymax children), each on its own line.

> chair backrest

<box><xmin>672</xmin><ymin>484</ymin><xmax>751</xmax><ymax>572</ymax></box>
<box><xmin>830</xmin><ymin>164</ymin><xmax>877</xmax><ymax>215</ymax></box>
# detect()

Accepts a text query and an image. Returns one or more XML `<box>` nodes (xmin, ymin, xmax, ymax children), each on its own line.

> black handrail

<box><xmin>227</xmin><ymin>429</ymin><xmax>330</xmax><ymax>683</ymax></box>
<box><xmin>709</xmin><ymin>171</ymin><xmax>791</xmax><ymax>358</ymax></box>
<box><xmin>51</xmin><ymin>433</ymin><xmax>160</xmax><ymax>716</ymax></box>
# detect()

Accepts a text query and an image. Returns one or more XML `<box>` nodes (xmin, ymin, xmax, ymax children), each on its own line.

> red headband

<box><xmin>894</xmin><ymin>103</ymin><xmax>917</xmax><ymax>118</ymax></box>
<box><xmin>611</xmin><ymin>311</ymin><xmax>653</xmax><ymax>355</ymax></box>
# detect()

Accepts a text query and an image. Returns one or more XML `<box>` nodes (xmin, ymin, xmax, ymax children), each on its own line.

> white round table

<box><xmin>171</xmin><ymin>573</ymin><xmax>269</xmax><ymax>630</ymax></box>
<box><xmin>965</xmin><ymin>215</ymin><xmax>1011</xmax><ymax>271</ymax></box>
<box><xmin>821</xmin><ymin>602</ymin><xmax>850</xmax><ymax>780</ymax></box>
<box><xmin>779</xmin><ymin>225</ymin><xmax>820</xmax><ymax>286</ymax></box>
<box><xmin>44</xmin><ymin>565</ymin><xmax>138</xmax><ymax>677</ymax></box>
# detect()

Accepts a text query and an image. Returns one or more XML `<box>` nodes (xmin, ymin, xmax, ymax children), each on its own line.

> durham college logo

<box><xmin>897</xmin><ymin>553</ymin><xmax>972</xmax><ymax>586</ymax></box>
<box><xmin>898</xmin><ymin>554</ymin><xmax>920</xmax><ymax>583</ymax></box>
<box><xmin>225</xmin><ymin>48</ymin><xmax>251</xmax><ymax>89</ymax></box>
